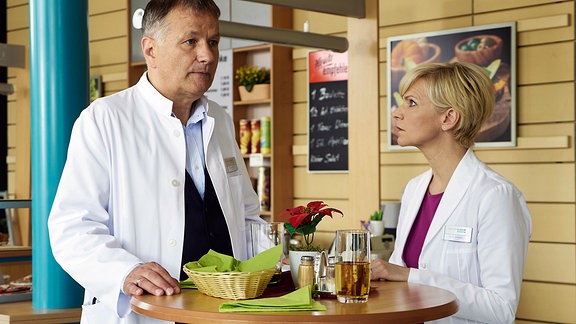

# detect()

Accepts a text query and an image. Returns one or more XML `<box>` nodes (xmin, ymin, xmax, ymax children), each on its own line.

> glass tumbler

<box><xmin>334</xmin><ymin>229</ymin><xmax>371</xmax><ymax>303</ymax></box>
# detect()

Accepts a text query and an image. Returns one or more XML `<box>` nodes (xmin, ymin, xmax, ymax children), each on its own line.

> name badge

<box><xmin>224</xmin><ymin>157</ymin><xmax>238</xmax><ymax>174</ymax></box>
<box><xmin>443</xmin><ymin>226</ymin><xmax>473</xmax><ymax>243</ymax></box>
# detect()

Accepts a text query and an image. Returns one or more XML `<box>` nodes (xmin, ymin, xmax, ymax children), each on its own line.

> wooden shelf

<box><xmin>232</xmin><ymin>43</ymin><xmax>293</xmax><ymax>221</ymax></box>
<box><xmin>233</xmin><ymin>99</ymin><xmax>271</xmax><ymax>106</ymax></box>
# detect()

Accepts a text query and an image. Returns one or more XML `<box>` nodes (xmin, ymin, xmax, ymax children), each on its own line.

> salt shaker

<box><xmin>297</xmin><ymin>255</ymin><xmax>315</xmax><ymax>288</ymax></box>
<box><xmin>325</xmin><ymin>256</ymin><xmax>337</xmax><ymax>294</ymax></box>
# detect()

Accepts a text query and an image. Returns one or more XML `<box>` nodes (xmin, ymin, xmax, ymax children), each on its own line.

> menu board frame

<box><xmin>307</xmin><ymin>50</ymin><xmax>349</xmax><ymax>173</ymax></box>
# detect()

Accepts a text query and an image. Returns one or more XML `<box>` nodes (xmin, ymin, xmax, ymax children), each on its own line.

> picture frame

<box><xmin>387</xmin><ymin>22</ymin><xmax>516</xmax><ymax>150</ymax></box>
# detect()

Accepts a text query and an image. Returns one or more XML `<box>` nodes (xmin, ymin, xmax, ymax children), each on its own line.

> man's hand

<box><xmin>123</xmin><ymin>262</ymin><xmax>181</xmax><ymax>297</ymax></box>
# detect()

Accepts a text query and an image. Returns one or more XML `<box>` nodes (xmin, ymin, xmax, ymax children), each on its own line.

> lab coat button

<box><xmin>420</xmin><ymin>263</ymin><xmax>427</xmax><ymax>269</ymax></box>
<box><xmin>171</xmin><ymin>179</ymin><xmax>180</xmax><ymax>187</ymax></box>
<box><xmin>173</xmin><ymin>130</ymin><xmax>180</xmax><ymax>137</ymax></box>
<box><xmin>168</xmin><ymin>239</ymin><xmax>177</xmax><ymax>247</ymax></box>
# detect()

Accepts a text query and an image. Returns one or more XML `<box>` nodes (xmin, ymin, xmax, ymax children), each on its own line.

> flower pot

<box><xmin>238</xmin><ymin>84</ymin><xmax>270</xmax><ymax>101</ymax></box>
<box><xmin>370</xmin><ymin>220</ymin><xmax>385</xmax><ymax>237</ymax></box>
<box><xmin>288</xmin><ymin>250</ymin><xmax>319</xmax><ymax>288</ymax></box>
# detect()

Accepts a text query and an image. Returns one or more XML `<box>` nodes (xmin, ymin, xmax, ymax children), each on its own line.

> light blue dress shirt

<box><xmin>183</xmin><ymin>103</ymin><xmax>207</xmax><ymax>199</ymax></box>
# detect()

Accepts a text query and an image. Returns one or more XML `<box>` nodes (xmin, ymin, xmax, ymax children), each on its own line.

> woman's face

<box><xmin>391</xmin><ymin>78</ymin><xmax>445</xmax><ymax>149</ymax></box>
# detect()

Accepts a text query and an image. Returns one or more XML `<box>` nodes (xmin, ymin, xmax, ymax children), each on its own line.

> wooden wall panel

<box><xmin>529</xmin><ymin>203</ymin><xmax>575</xmax><ymax>243</ymax></box>
<box><xmin>6</xmin><ymin>4</ymin><xmax>28</xmax><ymax>30</ymax></box>
<box><xmin>292</xmin><ymin>70</ymin><xmax>307</xmax><ymax>103</ymax></box>
<box><xmin>6</xmin><ymin>28</ymin><xmax>27</xmax><ymax>46</ymax></box>
<box><xmin>518</xmin><ymin>83</ymin><xmax>574</xmax><ymax>123</ymax></box>
<box><xmin>6</xmin><ymin>0</ymin><xmax>26</xmax><ymax>6</ymax></box>
<box><xmin>89</xmin><ymin>11</ymin><xmax>127</xmax><ymax>41</ymax></box>
<box><xmin>89</xmin><ymin>38</ymin><xmax>128</xmax><ymax>67</ymax></box>
<box><xmin>293</xmin><ymin>167</ymin><xmax>349</xmax><ymax>199</ymax></box>
<box><xmin>293</xmin><ymin>102</ymin><xmax>307</xmax><ymax>134</ymax></box>
<box><xmin>524</xmin><ymin>242</ymin><xmax>576</xmax><ymax>283</ymax></box>
<box><xmin>292</xmin><ymin>56</ymin><xmax>306</xmax><ymax>72</ymax></box>
<box><xmin>517</xmin><ymin>282</ymin><xmax>576</xmax><ymax>323</ymax></box>
<box><xmin>89</xmin><ymin>0</ymin><xmax>127</xmax><ymax>15</ymax></box>
<box><xmin>379</xmin><ymin>0</ymin><xmax>471</xmax><ymax>27</ymax></box>
<box><xmin>490</xmin><ymin>163</ymin><xmax>574</xmax><ymax>203</ymax></box>
<box><xmin>103</xmin><ymin>80</ymin><xmax>129</xmax><ymax>95</ymax></box>
<box><xmin>379</xmin><ymin>16</ymin><xmax>472</xmax><ymax>41</ymax></box>
<box><xmin>474</xmin><ymin>0</ymin><xmax>569</xmax><ymax>13</ymax></box>
<box><xmin>90</xmin><ymin>63</ymin><xmax>128</xmax><ymax>77</ymax></box>
<box><xmin>518</xmin><ymin>42</ymin><xmax>573</xmax><ymax>85</ymax></box>
<box><xmin>474</xmin><ymin>2</ymin><xmax>574</xmax><ymax>45</ymax></box>
<box><xmin>380</xmin><ymin>165</ymin><xmax>429</xmax><ymax>200</ymax></box>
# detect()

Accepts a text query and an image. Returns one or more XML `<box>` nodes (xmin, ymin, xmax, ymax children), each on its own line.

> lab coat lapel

<box><xmin>423</xmin><ymin>149</ymin><xmax>476</xmax><ymax>246</ymax></box>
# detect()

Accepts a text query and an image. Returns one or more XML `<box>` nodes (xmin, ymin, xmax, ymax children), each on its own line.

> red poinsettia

<box><xmin>279</xmin><ymin>201</ymin><xmax>343</xmax><ymax>250</ymax></box>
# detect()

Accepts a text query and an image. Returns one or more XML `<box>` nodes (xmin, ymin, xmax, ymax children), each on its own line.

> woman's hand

<box><xmin>123</xmin><ymin>262</ymin><xmax>181</xmax><ymax>297</ymax></box>
<box><xmin>370</xmin><ymin>258</ymin><xmax>410</xmax><ymax>281</ymax></box>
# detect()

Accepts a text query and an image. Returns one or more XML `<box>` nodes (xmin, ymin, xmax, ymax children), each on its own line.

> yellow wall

<box><xmin>6</xmin><ymin>0</ymin><xmax>576</xmax><ymax>322</ymax></box>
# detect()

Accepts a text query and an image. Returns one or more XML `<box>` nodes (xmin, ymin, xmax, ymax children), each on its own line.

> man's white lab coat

<box><xmin>48</xmin><ymin>73</ymin><xmax>261</xmax><ymax>324</ymax></box>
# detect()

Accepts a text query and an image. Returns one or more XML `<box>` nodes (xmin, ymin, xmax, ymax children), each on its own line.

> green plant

<box><xmin>370</xmin><ymin>210</ymin><xmax>383</xmax><ymax>221</ymax></box>
<box><xmin>279</xmin><ymin>201</ymin><xmax>343</xmax><ymax>251</ymax></box>
<box><xmin>235</xmin><ymin>65</ymin><xmax>270</xmax><ymax>92</ymax></box>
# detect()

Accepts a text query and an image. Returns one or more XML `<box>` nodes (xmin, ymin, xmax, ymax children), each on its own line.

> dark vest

<box><xmin>180</xmin><ymin>169</ymin><xmax>233</xmax><ymax>280</ymax></box>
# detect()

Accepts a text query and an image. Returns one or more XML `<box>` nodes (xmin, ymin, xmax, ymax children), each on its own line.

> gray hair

<box><xmin>142</xmin><ymin>0</ymin><xmax>220</xmax><ymax>43</ymax></box>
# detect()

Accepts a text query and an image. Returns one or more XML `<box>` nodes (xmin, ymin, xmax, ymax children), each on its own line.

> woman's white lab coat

<box><xmin>48</xmin><ymin>73</ymin><xmax>261</xmax><ymax>324</ymax></box>
<box><xmin>389</xmin><ymin>149</ymin><xmax>532</xmax><ymax>324</ymax></box>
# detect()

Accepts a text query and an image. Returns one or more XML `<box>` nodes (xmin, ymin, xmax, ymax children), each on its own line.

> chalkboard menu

<box><xmin>308</xmin><ymin>51</ymin><xmax>349</xmax><ymax>172</ymax></box>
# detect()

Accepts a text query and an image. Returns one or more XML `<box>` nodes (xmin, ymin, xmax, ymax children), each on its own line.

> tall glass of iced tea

<box><xmin>334</xmin><ymin>229</ymin><xmax>371</xmax><ymax>303</ymax></box>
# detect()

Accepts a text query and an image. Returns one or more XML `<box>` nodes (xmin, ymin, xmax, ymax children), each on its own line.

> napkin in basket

<box><xmin>181</xmin><ymin>245</ymin><xmax>283</xmax><ymax>288</ymax></box>
<box><xmin>218</xmin><ymin>285</ymin><xmax>326</xmax><ymax>312</ymax></box>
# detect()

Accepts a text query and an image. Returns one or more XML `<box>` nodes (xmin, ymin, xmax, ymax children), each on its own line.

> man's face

<box><xmin>143</xmin><ymin>6</ymin><xmax>220</xmax><ymax>103</ymax></box>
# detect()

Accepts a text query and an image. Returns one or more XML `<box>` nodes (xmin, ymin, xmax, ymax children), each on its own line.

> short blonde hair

<box><xmin>398</xmin><ymin>62</ymin><xmax>495</xmax><ymax>148</ymax></box>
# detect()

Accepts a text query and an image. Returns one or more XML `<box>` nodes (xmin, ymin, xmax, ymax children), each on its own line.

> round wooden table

<box><xmin>131</xmin><ymin>276</ymin><xmax>458</xmax><ymax>323</ymax></box>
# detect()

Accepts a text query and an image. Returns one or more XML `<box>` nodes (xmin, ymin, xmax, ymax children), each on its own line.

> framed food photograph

<box><xmin>387</xmin><ymin>22</ymin><xmax>516</xmax><ymax>150</ymax></box>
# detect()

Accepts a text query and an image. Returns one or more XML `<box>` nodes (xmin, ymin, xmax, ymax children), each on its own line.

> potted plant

<box><xmin>235</xmin><ymin>65</ymin><xmax>270</xmax><ymax>101</ymax></box>
<box><xmin>279</xmin><ymin>201</ymin><xmax>343</xmax><ymax>287</ymax></box>
<box><xmin>369</xmin><ymin>209</ymin><xmax>385</xmax><ymax>236</ymax></box>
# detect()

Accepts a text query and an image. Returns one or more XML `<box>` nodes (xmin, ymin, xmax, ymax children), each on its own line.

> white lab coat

<box><xmin>48</xmin><ymin>73</ymin><xmax>262</xmax><ymax>324</ymax></box>
<box><xmin>389</xmin><ymin>149</ymin><xmax>531</xmax><ymax>324</ymax></box>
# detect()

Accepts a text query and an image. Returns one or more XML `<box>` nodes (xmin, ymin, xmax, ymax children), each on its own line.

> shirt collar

<box><xmin>136</xmin><ymin>72</ymin><xmax>210</xmax><ymax>123</ymax></box>
<box><xmin>187</xmin><ymin>99</ymin><xmax>207</xmax><ymax>126</ymax></box>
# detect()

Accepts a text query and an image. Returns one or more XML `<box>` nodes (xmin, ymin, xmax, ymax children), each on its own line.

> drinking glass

<box><xmin>334</xmin><ymin>229</ymin><xmax>371</xmax><ymax>303</ymax></box>
<box><xmin>250</xmin><ymin>222</ymin><xmax>289</xmax><ymax>284</ymax></box>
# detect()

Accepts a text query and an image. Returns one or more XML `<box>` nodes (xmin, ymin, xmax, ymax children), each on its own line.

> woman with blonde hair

<box><xmin>371</xmin><ymin>62</ymin><xmax>531</xmax><ymax>323</ymax></box>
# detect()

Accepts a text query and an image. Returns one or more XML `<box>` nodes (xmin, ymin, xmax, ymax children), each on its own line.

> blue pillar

<box><xmin>29</xmin><ymin>0</ymin><xmax>87</xmax><ymax>308</ymax></box>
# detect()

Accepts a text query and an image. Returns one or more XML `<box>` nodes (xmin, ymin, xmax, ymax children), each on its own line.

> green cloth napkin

<box><xmin>238</xmin><ymin>244</ymin><xmax>282</xmax><ymax>272</ymax></box>
<box><xmin>180</xmin><ymin>277</ymin><xmax>196</xmax><ymax>289</ymax></box>
<box><xmin>218</xmin><ymin>285</ymin><xmax>327</xmax><ymax>312</ymax></box>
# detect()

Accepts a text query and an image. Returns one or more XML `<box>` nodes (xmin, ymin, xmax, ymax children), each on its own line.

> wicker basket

<box><xmin>183</xmin><ymin>266</ymin><xmax>276</xmax><ymax>300</ymax></box>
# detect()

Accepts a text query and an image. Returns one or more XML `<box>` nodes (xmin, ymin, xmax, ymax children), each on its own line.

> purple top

<box><xmin>402</xmin><ymin>191</ymin><xmax>443</xmax><ymax>268</ymax></box>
